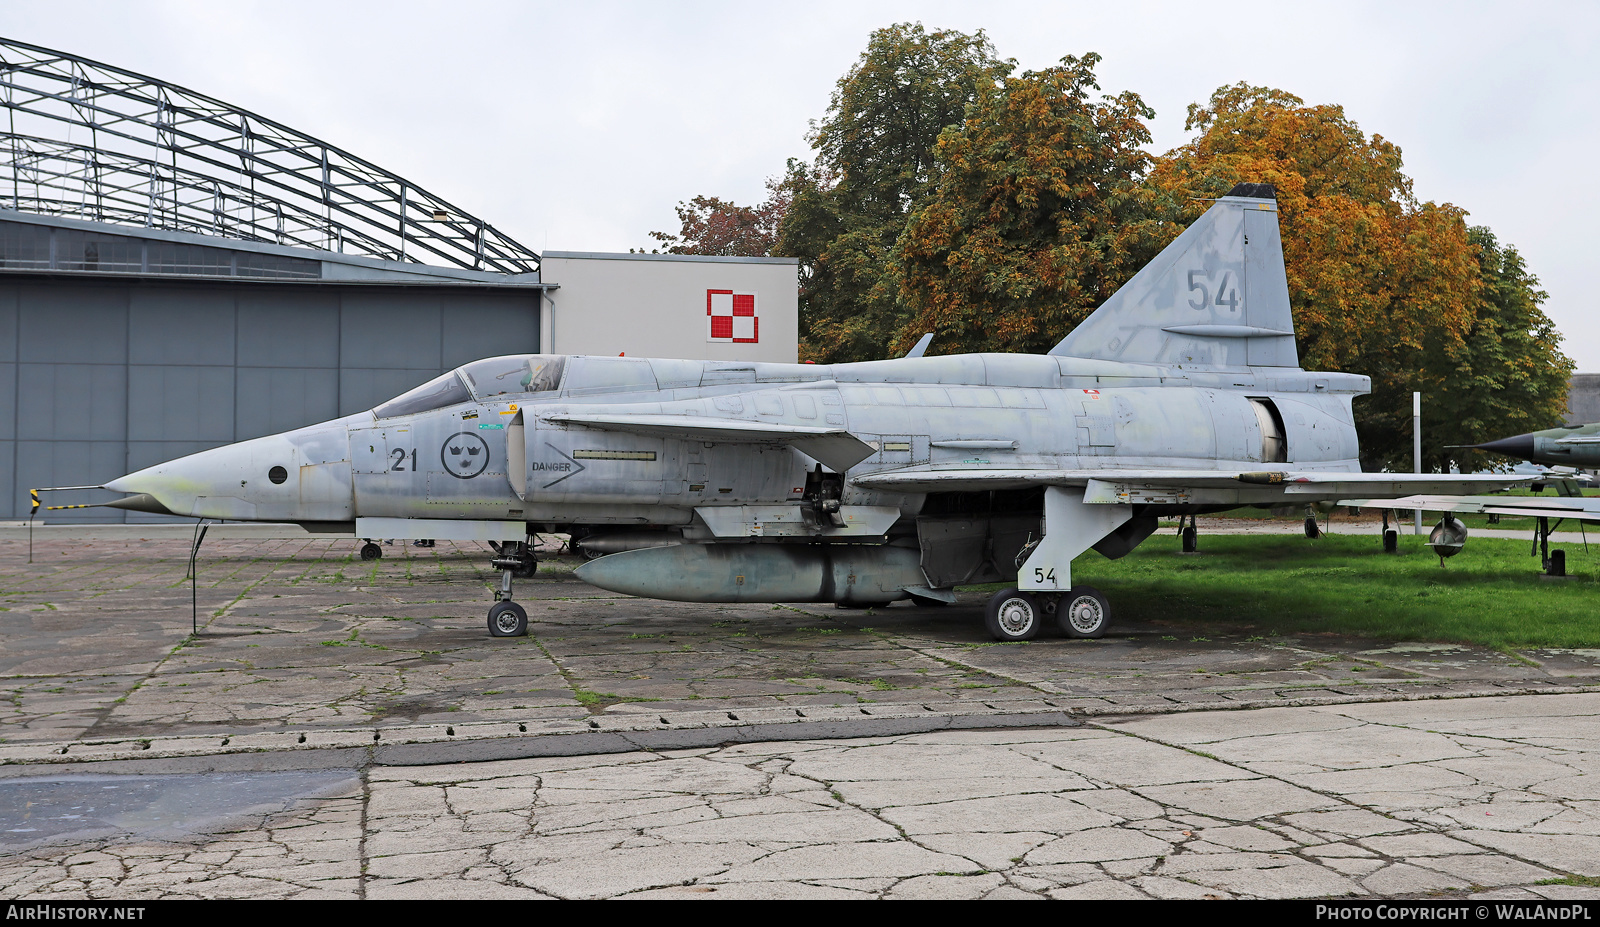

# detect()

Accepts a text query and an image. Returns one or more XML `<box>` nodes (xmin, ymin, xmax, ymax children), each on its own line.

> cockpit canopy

<box><xmin>373</xmin><ymin>354</ymin><xmax>566</xmax><ymax>418</ymax></box>
<box><xmin>371</xmin><ymin>353</ymin><xmax>701</xmax><ymax>419</ymax></box>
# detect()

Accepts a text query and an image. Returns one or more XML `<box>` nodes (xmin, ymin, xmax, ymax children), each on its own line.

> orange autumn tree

<box><xmin>895</xmin><ymin>53</ymin><xmax>1180</xmax><ymax>356</ymax></box>
<box><xmin>1149</xmin><ymin>84</ymin><xmax>1532</xmax><ymax>470</ymax></box>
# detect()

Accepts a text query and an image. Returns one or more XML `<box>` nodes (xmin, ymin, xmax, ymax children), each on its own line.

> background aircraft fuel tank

<box><xmin>574</xmin><ymin>543</ymin><xmax>926</xmax><ymax>605</ymax></box>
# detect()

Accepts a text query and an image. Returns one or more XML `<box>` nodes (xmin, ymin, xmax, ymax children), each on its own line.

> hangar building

<box><xmin>0</xmin><ymin>38</ymin><xmax>796</xmax><ymax>522</ymax></box>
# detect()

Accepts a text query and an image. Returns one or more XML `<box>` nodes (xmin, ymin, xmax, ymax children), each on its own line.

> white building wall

<box><xmin>539</xmin><ymin>252</ymin><xmax>798</xmax><ymax>363</ymax></box>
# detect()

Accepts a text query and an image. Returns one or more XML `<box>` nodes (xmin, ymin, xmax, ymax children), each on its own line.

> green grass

<box><xmin>1536</xmin><ymin>875</ymin><xmax>1600</xmax><ymax>888</ymax></box>
<box><xmin>571</xmin><ymin>687</ymin><xmax>661</xmax><ymax>709</ymax></box>
<box><xmin>971</xmin><ymin>533</ymin><xmax>1600</xmax><ymax>649</ymax></box>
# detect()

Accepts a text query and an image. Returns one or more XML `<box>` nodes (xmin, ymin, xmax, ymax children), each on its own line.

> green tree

<box><xmin>1429</xmin><ymin>227</ymin><xmax>1573</xmax><ymax>472</ymax></box>
<box><xmin>776</xmin><ymin>23</ymin><xmax>1012</xmax><ymax>363</ymax></box>
<box><xmin>895</xmin><ymin>53</ymin><xmax>1178</xmax><ymax>355</ymax></box>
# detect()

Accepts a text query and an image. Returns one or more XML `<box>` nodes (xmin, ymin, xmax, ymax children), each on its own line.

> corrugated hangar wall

<box><xmin>0</xmin><ymin>278</ymin><xmax>539</xmax><ymax>522</ymax></box>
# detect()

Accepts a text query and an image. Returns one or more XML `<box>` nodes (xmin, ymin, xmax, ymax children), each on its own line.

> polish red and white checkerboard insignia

<box><xmin>707</xmin><ymin>290</ymin><xmax>758</xmax><ymax>343</ymax></box>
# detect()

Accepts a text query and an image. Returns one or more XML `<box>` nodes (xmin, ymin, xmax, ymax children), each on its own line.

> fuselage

<box><xmin>106</xmin><ymin>351</ymin><xmax>1370</xmax><ymax>528</ymax></box>
<box><xmin>1477</xmin><ymin>423</ymin><xmax>1600</xmax><ymax>469</ymax></box>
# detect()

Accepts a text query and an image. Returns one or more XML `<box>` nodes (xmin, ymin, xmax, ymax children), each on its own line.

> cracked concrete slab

<box><xmin>3</xmin><ymin>539</ymin><xmax>1599</xmax><ymax>765</ymax></box>
<box><xmin>4</xmin><ymin>537</ymin><xmax>1600</xmax><ymax>899</ymax></box>
<box><xmin>4</xmin><ymin>697</ymin><xmax>1600</xmax><ymax>899</ymax></box>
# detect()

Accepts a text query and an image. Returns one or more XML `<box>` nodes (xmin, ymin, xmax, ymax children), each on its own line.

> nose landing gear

<box><xmin>486</xmin><ymin>539</ymin><xmax>536</xmax><ymax>637</ymax></box>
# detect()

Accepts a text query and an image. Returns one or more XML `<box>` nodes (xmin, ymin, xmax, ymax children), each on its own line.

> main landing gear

<box><xmin>486</xmin><ymin>540</ymin><xmax>537</xmax><ymax>637</ymax></box>
<box><xmin>360</xmin><ymin>540</ymin><xmax>383</xmax><ymax>561</ymax></box>
<box><xmin>984</xmin><ymin>586</ymin><xmax>1110</xmax><ymax>642</ymax></box>
<box><xmin>1534</xmin><ymin>516</ymin><xmax>1569</xmax><ymax>578</ymax></box>
<box><xmin>1380</xmin><ymin>509</ymin><xmax>1399</xmax><ymax>553</ymax></box>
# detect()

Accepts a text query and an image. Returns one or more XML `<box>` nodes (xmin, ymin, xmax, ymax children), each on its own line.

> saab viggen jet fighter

<box><xmin>96</xmin><ymin>183</ymin><xmax>1526</xmax><ymax>641</ymax></box>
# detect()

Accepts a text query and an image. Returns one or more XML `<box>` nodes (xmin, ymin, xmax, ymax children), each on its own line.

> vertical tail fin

<box><xmin>1050</xmin><ymin>183</ymin><xmax>1299</xmax><ymax>369</ymax></box>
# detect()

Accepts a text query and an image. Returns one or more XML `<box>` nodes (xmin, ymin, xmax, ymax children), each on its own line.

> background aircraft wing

<box><xmin>541</xmin><ymin>411</ymin><xmax>877</xmax><ymax>472</ymax></box>
<box><xmin>1345</xmin><ymin>494</ymin><xmax>1600</xmax><ymax>521</ymax></box>
<box><xmin>852</xmin><ymin>467</ymin><xmax>1530</xmax><ymax>503</ymax></box>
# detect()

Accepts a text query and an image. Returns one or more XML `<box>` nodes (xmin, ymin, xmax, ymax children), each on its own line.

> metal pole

<box><xmin>188</xmin><ymin>520</ymin><xmax>209</xmax><ymax>636</ymax></box>
<box><xmin>1413</xmin><ymin>391</ymin><xmax>1422</xmax><ymax>535</ymax></box>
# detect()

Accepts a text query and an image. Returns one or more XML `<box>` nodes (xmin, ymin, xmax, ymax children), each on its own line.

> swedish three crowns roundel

<box><xmin>441</xmin><ymin>432</ymin><xmax>490</xmax><ymax>479</ymax></box>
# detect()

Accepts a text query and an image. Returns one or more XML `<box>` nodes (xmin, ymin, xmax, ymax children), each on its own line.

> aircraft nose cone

<box><xmin>1475</xmin><ymin>434</ymin><xmax>1537</xmax><ymax>460</ymax></box>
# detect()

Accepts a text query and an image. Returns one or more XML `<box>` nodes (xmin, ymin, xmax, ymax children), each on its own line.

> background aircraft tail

<box><xmin>1049</xmin><ymin>183</ymin><xmax>1299</xmax><ymax>369</ymax></box>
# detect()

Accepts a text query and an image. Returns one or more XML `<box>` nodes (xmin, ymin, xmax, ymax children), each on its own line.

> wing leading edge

<box><xmin>1346</xmin><ymin>495</ymin><xmax>1600</xmax><ymax>521</ymax></box>
<box><xmin>850</xmin><ymin>468</ymin><xmax>1531</xmax><ymax>504</ymax></box>
<box><xmin>541</xmin><ymin>408</ymin><xmax>1533</xmax><ymax>506</ymax></box>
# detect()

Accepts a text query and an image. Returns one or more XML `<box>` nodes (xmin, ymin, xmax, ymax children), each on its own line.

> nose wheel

<box><xmin>488</xmin><ymin>601</ymin><xmax>528</xmax><ymax>637</ymax></box>
<box><xmin>486</xmin><ymin>540</ymin><xmax>536</xmax><ymax>637</ymax></box>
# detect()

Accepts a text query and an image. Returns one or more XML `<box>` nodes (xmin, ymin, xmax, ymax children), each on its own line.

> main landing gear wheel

<box><xmin>487</xmin><ymin>601</ymin><xmax>528</xmax><ymax>637</ymax></box>
<box><xmin>360</xmin><ymin>541</ymin><xmax>383</xmax><ymax>561</ymax></box>
<box><xmin>984</xmin><ymin>588</ymin><xmax>1041</xmax><ymax>641</ymax></box>
<box><xmin>1058</xmin><ymin>585</ymin><xmax>1110</xmax><ymax>639</ymax></box>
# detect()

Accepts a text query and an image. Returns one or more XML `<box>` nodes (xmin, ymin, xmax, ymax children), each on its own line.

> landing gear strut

<box><xmin>486</xmin><ymin>539</ymin><xmax>536</xmax><ymax>637</ymax></box>
<box><xmin>995</xmin><ymin>486</ymin><xmax>1129</xmax><ymax>642</ymax></box>
<box><xmin>1178</xmin><ymin>514</ymin><xmax>1198</xmax><ymax>553</ymax></box>
<box><xmin>1535</xmin><ymin>516</ymin><xmax>1567</xmax><ymax>577</ymax></box>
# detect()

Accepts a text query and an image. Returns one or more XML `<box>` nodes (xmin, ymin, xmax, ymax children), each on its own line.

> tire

<box><xmin>513</xmin><ymin>554</ymin><xmax>538</xmax><ymax>579</ymax></box>
<box><xmin>984</xmin><ymin>588</ymin><xmax>1040</xmax><ymax>641</ymax></box>
<box><xmin>487</xmin><ymin>601</ymin><xmax>528</xmax><ymax>637</ymax></box>
<box><xmin>360</xmin><ymin>542</ymin><xmax>383</xmax><ymax>561</ymax></box>
<box><xmin>1058</xmin><ymin>585</ymin><xmax>1110</xmax><ymax>639</ymax></box>
<box><xmin>1304</xmin><ymin>516</ymin><xmax>1321</xmax><ymax>539</ymax></box>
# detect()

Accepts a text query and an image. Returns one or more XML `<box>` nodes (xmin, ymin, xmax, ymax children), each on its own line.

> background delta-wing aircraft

<box><xmin>98</xmin><ymin>183</ymin><xmax>1526</xmax><ymax>641</ymax></box>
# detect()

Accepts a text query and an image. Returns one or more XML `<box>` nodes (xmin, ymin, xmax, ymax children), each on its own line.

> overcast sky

<box><xmin>4</xmin><ymin>0</ymin><xmax>1597</xmax><ymax>371</ymax></box>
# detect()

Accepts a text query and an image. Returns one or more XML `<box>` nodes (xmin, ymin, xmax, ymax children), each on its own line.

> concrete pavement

<box><xmin>0</xmin><ymin>533</ymin><xmax>1596</xmax><ymax>899</ymax></box>
<box><xmin>3</xmin><ymin>695</ymin><xmax>1599</xmax><ymax>899</ymax></box>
